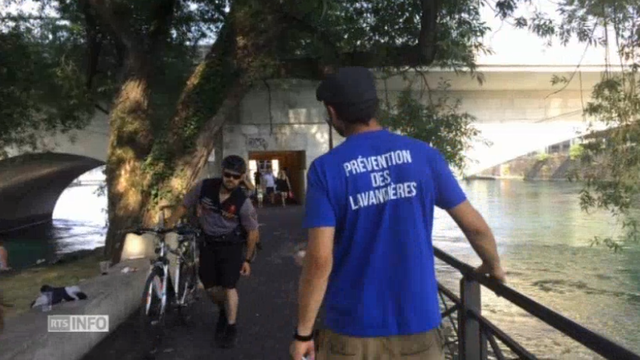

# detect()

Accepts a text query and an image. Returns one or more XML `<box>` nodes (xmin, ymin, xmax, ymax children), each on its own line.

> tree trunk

<box><xmin>103</xmin><ymin>76</ymin><xmax>155</xmax><ymax>263</ymax></box>
<box><xmin>103</xmin><ymin>2</ymin><xmax>252</xmax><ymax>263</ymax></box>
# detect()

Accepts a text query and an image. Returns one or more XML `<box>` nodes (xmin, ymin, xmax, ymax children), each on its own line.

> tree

<box><xmin>506</xmin><ymin>0</ymin><xmax>640</xmax><ymax>249</ymax></box>
<box><xmin>0</xmin><ymin>11</ymin><xmax>94</xmax><ymax>157</ymax></box>
<box><xmin>2</xmin><ymin>0</ymin><xmax>522</xmax><ymax>262</ymax></box>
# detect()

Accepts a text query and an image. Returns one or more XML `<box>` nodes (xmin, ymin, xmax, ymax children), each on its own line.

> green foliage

<box><xmin>513</xmin><ymin>0</ymin><xmax>640</xmax><ymax>248</ymax></box>
<box><xmin>378</xmin><ymin>78</ymin><xmax>482</xmax><ymax>174</ymax></box>
<box><xmin>0</xmin><ymin>18</ymin><xmax>93</xmax><ymax>158</ymax></box>
<box><xmin>536</xmin><ymin>152</ymin><xmax>550</xmax><ymax>162</ymax></box>
<box><xmin>569</xmin><ymin>143</ymin><xmax>584</xmax><ymax>160</ymax></box>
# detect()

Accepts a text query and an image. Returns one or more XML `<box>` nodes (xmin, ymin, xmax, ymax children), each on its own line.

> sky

<box><xmin>2</xmin><ymin>0</ymin><xmax>617</xmax><ymax>67</ymax></box>
<box><xmin>477</xmin><ymin>0</ymin><xmax>618</xmax><ymax>66</ymax></box>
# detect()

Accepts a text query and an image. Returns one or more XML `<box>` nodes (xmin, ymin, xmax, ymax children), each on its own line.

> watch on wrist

<box><xmin>244</xmin><ymin>258</ymin><xmax>252</xmax><ymax>264</ymax></box>
<box><xmin>294</xmin><ymin>329</ymin><xmax>315</xmax><ymax>342</ymax></box>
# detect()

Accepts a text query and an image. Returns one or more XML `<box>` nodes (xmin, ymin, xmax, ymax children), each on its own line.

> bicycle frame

<box><xmin>136</xmin><ymin>208</ymin><xmax>201</xmax><ymax>317</ymax></box>
<box><xmin>145</xmin><ymin>233</ymin><xmax>170</xmax><ymax>317</ymax></box>
<box><xmin>173</xmin><ymin>232</ymin><xmax>199</xmax><ymax>307</ymax></box>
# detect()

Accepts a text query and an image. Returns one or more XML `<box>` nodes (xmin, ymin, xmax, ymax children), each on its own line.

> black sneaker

<box><xmin>220</xmin><ymin>324</ymin><xmax>238</xmax><ymax>349</ymax></box>
<box><xmin>215</xmin><ymin>310</ymin><xmax>227</xmax><ymax>342</ymax></box>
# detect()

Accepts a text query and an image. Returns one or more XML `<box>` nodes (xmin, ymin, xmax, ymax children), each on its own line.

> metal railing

<box><xmin>434</xmin><ymin>247</ymin><xmax>640</xmax><ymax>360</ymax></box>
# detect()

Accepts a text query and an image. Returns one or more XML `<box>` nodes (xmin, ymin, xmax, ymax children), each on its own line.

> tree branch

<box><xmin>95</xmin><ymin>103</ymin><xmax>109</xmax><ymax>114</ymax></box>
<box><xmin>80</xmin><ymin>0</ymin><xmax>102</xmax><ymax>90</ymax></box>
<box><xmin>419</xmin><ymin>0</ymin><xmax>441</xmax><ymax>65</ymax></box>
<box><xmin>146</xmin><ymin>0</ymin><xmax>177</xmax><ymax>58</ymax></box>
<box><xmin>274</xmin><ymin>0</ymin><xmax>442</xmax><ymax>77</ymax></box>
<box><xmin>277</xmin><ymin>6</ymin><xmax>341</xmax><ymax>60</ymax></box>
<box><xmin>87</xmin><ymin>0</ymin><xmax>139</xmax><ymax>54</ymax></box>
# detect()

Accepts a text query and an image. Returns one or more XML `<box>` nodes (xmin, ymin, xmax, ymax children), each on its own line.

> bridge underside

<box><xmin>463</xmin><ymin>121</ymin><xmax>610</xmax><ymax>176</ymax></box>
<box><xmin>0</xmin><ymin>153</ymin><xmax>104</xmax><ymax>233</ymax></box>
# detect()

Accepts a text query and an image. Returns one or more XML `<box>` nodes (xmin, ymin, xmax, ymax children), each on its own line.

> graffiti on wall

<box><xmin>246</xmin><ymin>137</ymin><xmax>268</xmax><ymax>150</ymax></box>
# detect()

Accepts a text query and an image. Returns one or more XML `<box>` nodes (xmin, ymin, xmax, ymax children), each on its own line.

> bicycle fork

<box><xmin>174</xmin><ymin>256</ymin><xmax>183</xmax><ymax>306</ymax></box>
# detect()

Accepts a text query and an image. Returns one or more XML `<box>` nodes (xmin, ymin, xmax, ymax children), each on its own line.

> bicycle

<box><xmin>123</xmin><ymin>221</ymin><xmax>201</xmax><ymax>353</ymax></box>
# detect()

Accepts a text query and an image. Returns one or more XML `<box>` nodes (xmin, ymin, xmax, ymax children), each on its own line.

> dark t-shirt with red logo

<box><xmin>183</xmin><ymin>180</ymin><xmax>259</xmax><ymax>237</ymax></box>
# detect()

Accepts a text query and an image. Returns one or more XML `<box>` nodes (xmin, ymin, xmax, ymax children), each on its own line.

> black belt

<box><xmin>202</xmin><ymin>232</ymin><xmax>244</xmax><ymax>244</ymax></box>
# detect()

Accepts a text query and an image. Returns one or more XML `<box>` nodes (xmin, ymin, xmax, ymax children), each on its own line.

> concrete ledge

<box><xmin>0</xmin><ymin>258</ymin><xmax>150</xmax><ymax>360</ymax></box>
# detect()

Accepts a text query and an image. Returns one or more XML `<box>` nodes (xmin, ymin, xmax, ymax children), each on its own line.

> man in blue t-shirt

<box><xmin>290</xmin><ymin>67</ymin><xmax>506</xmax><ymax>360</ymax></box>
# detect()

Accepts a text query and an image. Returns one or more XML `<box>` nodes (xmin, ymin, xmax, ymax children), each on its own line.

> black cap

<box><xmin>316</xmin><ymin>67</ymin><xmax>378</xmax><ymax>104</ymax></box>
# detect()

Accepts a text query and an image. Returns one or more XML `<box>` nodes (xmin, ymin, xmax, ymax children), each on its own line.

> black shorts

<box><xmin>198</xmin><ymin>240</ymin><xmax>245</xmax><ymax>289</ymax></box>
<box><xmin>266</xmin><ymin>186</ymin><xmax>275</xmax><ymax>195</ymax></box>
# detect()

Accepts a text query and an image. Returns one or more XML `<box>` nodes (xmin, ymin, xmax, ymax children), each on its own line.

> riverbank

<box><xmin>470</xmin><ymin>153</ymin><xmax>579</xmax><ymax>181</ymax></box>
<box><xmin>0</xmin><ymin>247</ymin><xmax>104</xmax><ymax>318</ymax></box>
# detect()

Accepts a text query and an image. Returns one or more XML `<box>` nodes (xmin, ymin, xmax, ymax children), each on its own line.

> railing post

<box><xmin>459</xmin><ymin>276</ymin><xmax>487</xmax><ymax>360</ymax></box>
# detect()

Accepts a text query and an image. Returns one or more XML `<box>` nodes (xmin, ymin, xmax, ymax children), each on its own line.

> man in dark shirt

<box><xmin>168</xmin><ymin>155</ymin><xmax>259</xmax><ymax>349</ymax></box>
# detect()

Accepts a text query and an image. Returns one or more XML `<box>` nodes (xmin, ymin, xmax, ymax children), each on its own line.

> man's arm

<box><xmin>166</xmin><ymin>205</ymin><xmax>188</xmax><ymax>228</ymax></box>
<box><xmin>296</xmin><ymin>227</ymin><xmax>334</xmax><ymax>336</ymax></box>
<box><xmin>245</xmin><ymin>229</ymin><xmax>259</xmax><ymax>260</ymax></box>
<box><xmin>243</xmin><ymin>175</ymin><xmax>255</xmax><ymax>190</ymax></box>
<box><xmin>239</xmin><ymin>200</ymin><xmax>260</xmax><ymax>260</ymax></box>
<box><xmin>166</xmin><ymin>181</ymin><xmax>203</xmax><ymax>228</ymax></box>
<box><xmin>447</xmin><ymin>200</ymin><xmax>505</xmax><ymax>280</ymax></box>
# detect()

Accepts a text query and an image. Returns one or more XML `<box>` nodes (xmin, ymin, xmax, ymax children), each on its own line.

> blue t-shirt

<box><xmin>303</xmin><ymin>129</ymin><xmax>467</xmax><ymax>337</ymax></box>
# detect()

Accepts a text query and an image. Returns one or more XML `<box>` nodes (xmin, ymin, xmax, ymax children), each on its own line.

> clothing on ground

<box><xmin>183</xmin><ymin>179</ymin><xmax>259</xmax><ymax>236</ymax></box>
<box><xmin>303</xmin><ymin>129</ymin><xmax>467</xmax><ymax>337</ymax></box>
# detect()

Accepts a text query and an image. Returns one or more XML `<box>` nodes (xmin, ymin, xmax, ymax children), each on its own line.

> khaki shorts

<box><xmin>316</xmin><ymin>327</ymin><xmax>445</xmax><ymax>360</ymax></box>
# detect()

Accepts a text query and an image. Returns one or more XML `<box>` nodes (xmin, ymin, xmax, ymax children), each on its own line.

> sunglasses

<box><xmin>223</xmin><ymin>172</ymin><xmax>242</xmax><ymax>180</ymax></box>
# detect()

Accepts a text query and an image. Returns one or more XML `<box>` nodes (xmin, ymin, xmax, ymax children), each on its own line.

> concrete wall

<box><xmin>220</xmin><ymin>80</ymin><xmax>345</xmax><ymax>197</ymax></box>
<box><xmin>5</xmin><ymin>111</ymin><xmax>110</xmax><ymax>162</ymax></box>
<box><xmin>0</xmin><ymin>257</ymin><xmax>149</xmax><ymax>360</ymax></box>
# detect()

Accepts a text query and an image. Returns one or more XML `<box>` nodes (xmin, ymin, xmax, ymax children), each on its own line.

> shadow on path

<box><xmin>84</xmin><ymin>206</ymin><xmax>315</xmax><ymax>360</ymax></box>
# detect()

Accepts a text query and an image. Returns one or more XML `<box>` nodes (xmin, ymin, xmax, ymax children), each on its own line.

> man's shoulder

<box><xmin>239</xmin><ymin>197</ymin><xmax>256</xmax><ymax>214</ymax></box>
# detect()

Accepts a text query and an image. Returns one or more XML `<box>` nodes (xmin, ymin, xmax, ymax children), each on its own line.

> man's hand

<box><xmin>240</xmin><ymin>262</ymin><xmax>251</xmax><ymax>276</ymax></box>
<box><xmin>475</xmin><ymin>262</ymin><xmax>507</xmax><ymax>283</ymax></box>
<box><xmin>290</xmin><ymin>340</ymin><xmax>315</xmax><ymax>360</ymax></box>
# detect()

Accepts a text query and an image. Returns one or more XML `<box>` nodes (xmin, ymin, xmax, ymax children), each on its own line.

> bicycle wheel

<box><xmin>177</xmin><ymin>261</ymin><xmax>197</xmax><ymax>306</ymax></box>
<box><xmin>139</xmin><ymin>267</ymin><xmax>167</xmax><ymax>354</ymax></box>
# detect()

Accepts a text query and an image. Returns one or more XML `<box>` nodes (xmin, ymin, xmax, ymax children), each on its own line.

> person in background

<box><xmin>253</xmin><ymin>169</ymin><xmax>262</xmax><ymax>196</ymax></box>
<box><xmin>240</xmin><ymin>172</ymin><xmax>255</xmax><ymax>198</ymax></box>
<box><xmin>290</xmin><ymin>67</ymin><xmax>506</xmax><ymax>360</ymax></box>
<box><xmin>262</xmin><ymin>168</ymin><xmax>276</xmax><ymax>205</ymax></box>
<box><xmin>0</xmin><ymin>239</ymin><xmax>10</xmax><ymax>272</ymax></box>
<box><xmin>276</xmin><ymin>167</ymin><xmax>292</xmax><ymax>207</ymax></box>
<box><xmin>253</xmin><ymin>169</ymin><xmax>264</xmax><ymax>208</ymax></box>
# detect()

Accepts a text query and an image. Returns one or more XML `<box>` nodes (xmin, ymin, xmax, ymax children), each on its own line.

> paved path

<box><xmin>84</xmin><ymin>205</ymin><xmax>318</xmax><ymax>360</ymax></box>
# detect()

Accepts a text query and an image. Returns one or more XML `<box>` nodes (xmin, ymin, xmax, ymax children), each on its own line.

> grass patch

<box><xmin>0</xmin><ymin>251</ymin><xmax>102</xmax><ymax>319</ymax></box>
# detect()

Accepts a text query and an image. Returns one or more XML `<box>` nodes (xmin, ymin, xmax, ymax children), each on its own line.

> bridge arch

<box><xmin>0</xmin><ymin>152</ymin><xmax>104</xmax><ymax>233</ymax></box>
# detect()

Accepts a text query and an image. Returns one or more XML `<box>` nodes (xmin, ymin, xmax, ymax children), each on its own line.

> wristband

<box><xmin>294</xmin><ymin>329</ymin><xmax>314</xmax><ymax>342</ymax></box>
<box><xmin>244</xmin><ymin>259</ymin><xmax>252</xmax><ymax>264</ymax></box>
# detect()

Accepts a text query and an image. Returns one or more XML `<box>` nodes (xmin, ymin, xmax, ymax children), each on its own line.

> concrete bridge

<box><xmin>0</xmin><ymin>65</ymin><xmax>613</xmax><ymax>232</ymax></box>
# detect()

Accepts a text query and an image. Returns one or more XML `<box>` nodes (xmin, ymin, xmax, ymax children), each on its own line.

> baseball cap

<box><xmin>316</xmin><ymin>67</ymin><xmax>379</xmax><ymax>104</ymax></box>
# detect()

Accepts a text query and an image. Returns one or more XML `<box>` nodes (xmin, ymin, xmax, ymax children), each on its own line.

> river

<box><xmin>433</xmin><ymin>180</ymin><xmax>640</xmax><ymax>359</ymax></box>
<box><xmin>2</xmin><ymin>184</ymin><xmax>107</xmax><ymax>270</ymax></box>
<box><xmin>2</xmin><ymin>179</ymin><xmax>639</xmax><ymax>358</ymax></box>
